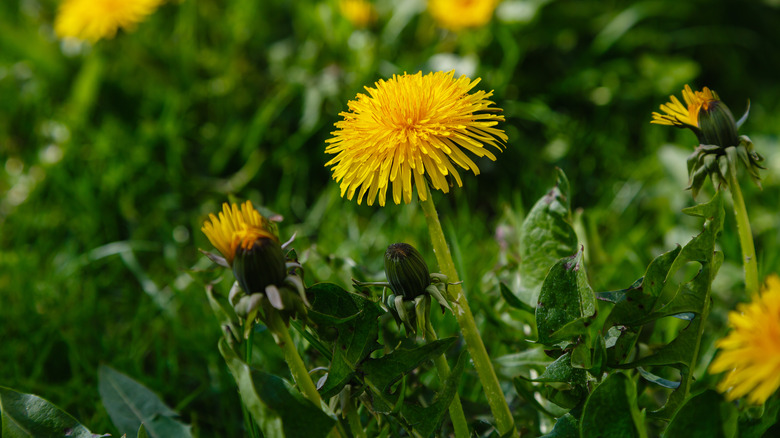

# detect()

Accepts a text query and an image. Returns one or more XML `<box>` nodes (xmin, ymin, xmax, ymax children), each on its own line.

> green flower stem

<box><xmin>727</xmin><ymin>155</ymin><xmax>759</xmax><ymax>295</ymax></box>
<box><xmin>419</xmin><ymin>186</ymin><xmax>517</xmax><ymax>437</ymax></box>
<box><xmin>425</xmin><ymin>319</ymin><xmax>470</xmax><ymax>438</ymax></box>
<box><xmin>266</xmin><ymin>310</ymin><xmax>323</xmax><ymax>406</ymax></box>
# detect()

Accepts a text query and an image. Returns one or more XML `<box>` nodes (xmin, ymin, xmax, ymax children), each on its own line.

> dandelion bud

<box><xmin>232</xmin><ymin>231</ymin><xmax>287</xmax><ymax>295</ymax></box>
<box><xmin>697</xmin><ymin>100</ymin><xmax>739</xmax><ymax>148</ymax></box>
<box><xmin>384</xmin><ymin>243</ymin><xmax>431</xmax><ymax>300</ymax></box>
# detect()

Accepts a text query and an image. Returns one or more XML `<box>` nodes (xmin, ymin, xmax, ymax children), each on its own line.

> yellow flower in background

<box><xmin>201</xmin><ymin>201</ymin><xmax>278</xmax><ymax>265</ymax></box>
<box><xmin>428</xmin><ymin>0</ymin><xmax>499</xmax><ymax>31</ymax></box>
<box><xmin>325</xmin><ymin>71</ymin><xmax>507</xmax><ymax>206</ymax></box>
<box><xmin>55</xmin><ymin>0</ymin><xmax>163</xmax><ymax>42</ymax></box>
<box><xmin>340</xmin><ymin>0</ymin><xmax>377</xmax><ymax>28</ymax></box>
<box><xmin>709</xmin><ymin>274</ymin><xmax>780</xmax><ymax>405</ymax></box>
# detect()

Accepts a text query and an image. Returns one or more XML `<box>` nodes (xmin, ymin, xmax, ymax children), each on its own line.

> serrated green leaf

<box><xmin>307</xmin><ymin>282</ymin><xmax>384</xmax><ymax>398</ymax></box>
<box><xmin>664</xmin><ymin>390</ymin><xmax>737</xmax><ymax>438</ymax></box>
<box><xmin>535</xmin><ymin>248</ymin><xmax>596</xmax><ymax>345</ymax></box>
<box><xmin>218</xmin><ymin>338</ymin><xmax>335</xmax><ymax>438</ymax></box>
<box><xmin>359</xmin><ymin>337</ymin><xmax>458</xmax><ymax>392</ymax></box>
<box><xmin>0</xmin><ymin>387</ymin><xmax>101</xmax><ymax>438</ymax></box>
<box><xmin>600</xmin><ymin>192</ymin><xmax>724</xmax><ymax>419</ymax></box>
<box><xmin>539</xmin><ymin>413</ymin><xmax>579</xmax><ymax>438</ymax></box>
<box><xmin>400</xmin><ymin>350</ymin><xmax>468</xmax><ymax>437</ymax></box>
<box><xmin>581</xmin><ymin>373</ymin><xmax>646</xmax><ymax>438</ymax></box>
<box><xmin>519</xmin><ymin>168</ymin><xmax>578</xmax><ymax>306</ymax></box>
<box><xmin>98</xmin><ymin>365</ymin><xmax>192</xmax><ymax>438</ymax></box>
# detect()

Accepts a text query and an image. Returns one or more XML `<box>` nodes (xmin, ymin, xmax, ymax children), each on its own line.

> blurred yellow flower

<box><xmin>428</xmin><ymin>0</ymin><xmax>499</xmax><ymax>31</ymax></box>
<box><xmin>709</xmin><ymin>274</ymin><xmax>780</xmax><ymax>405</ymax></box>
<box><xmin>651</xmin><ymin>84</ymin><xmax>720</xmax><ymax>129</ymax></box>
<box><xmin>55</xmin><ymin>0</ymin><xmax>163</xmax><ymax>42</ymax></box>
<box><xmin>340</xmin><ymin>0</ymin><xmax>377</xmax><ymax>28</ymax></box>
<box><xmin>325</xmin><ymin>71</ymin><xmax>506</xmax><ymax>206</ymax></box>
<box><xmin>201</xmin><ymin>201</ymin><xmax>278</xmax><ymax>265</ymax></box>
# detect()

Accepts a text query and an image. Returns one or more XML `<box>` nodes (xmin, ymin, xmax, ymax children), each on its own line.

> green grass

<box><xmin>2</xmin><ymin>0</ymin><xmax>780</xmax><ymax>435</ymax></box>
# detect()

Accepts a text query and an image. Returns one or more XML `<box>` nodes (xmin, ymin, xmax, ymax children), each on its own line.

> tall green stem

<box><xmin>425</xmin><ymin>320</ymin><xmax>470</xmax><ymax>438</ymax></box>
<box><xmin>266</xmin><ymin>310</ymin><xmax>323</xmax><ymax>406</ymax></box>
<box><xmin>727</xmin><ymin>157</ymin><xmax>759</xmax><ymax>295</ymax></box>
<box><xmin>419</xmin><ymin>186</ymin><xmax>517</xmax><ymax>436</ymax></box>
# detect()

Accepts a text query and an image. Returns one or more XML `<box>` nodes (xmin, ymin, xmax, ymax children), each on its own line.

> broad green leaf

<box><xmin>400</xmin><ymin>350</ymin><xmax>468</xmax><ymax>437</ymax></box>
<box><xmin>359</xmin><ymin>337</ymin><xmax>458</xmax><ymax>392</ymax></box>
<box><xmin>98</xmin><ymin>365</ymin><xmax>192</xmax><ymax>438</ymax></box>
<box><xmin>519</xmin><ymin>168</ymin><xmax>578</xmax><ymax>306</ymax></box>
<box><xmin>137</xmin><ymin>424</ymin><xmax>149</xmax><ymax>438</ymax></box>
<box><xmin>599</xmin><ymin>191</ymin><xmax>724</xmax><ymax>419</ymax></box>
<box><xmin>308</xmin><ymin>283</ymin><xmax>384</xmax><ymax>398</ymax></box>
<box><xmin>664</xmin><ymin>390</ymin><xmax>737</xmax><ymax>438</ymax></box>
<box><xmin>218</xmin><ymin>338</ymin><xmax>335</xmax><ymax>438</ymax></box>
<box><xmin>581</xmin><ymin>373</ymin><xmax>646</xmax><ymax>438</ymax></box>
<box><xmin>0</xmin><ymin>387</ymin><xmax>102</xmax><ymax>438</ymax></box>
<box><xmin>535</xmin><ymin>248</ymin><xmax>596</xmax><ymax>345</ymax></box>
<box><xmin>539</xmin><ymin>413</ymin><xmax>579</xmax><ymax>438</ymax></box>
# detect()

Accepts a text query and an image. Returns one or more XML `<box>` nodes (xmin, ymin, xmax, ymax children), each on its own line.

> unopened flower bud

<box><xmin>384</xmin><ymin>243</ymin><xmax>431</xmax><ymax>300</ymax></box>
<box><xmin>232</xmin><ymin>230</ymin><xmax>287</xmax><ymax>295</ymax></box>
<box><xmin>698</xmin><ymin>100</ymin><xmax>739</xmax><ymax>148</ymax></box>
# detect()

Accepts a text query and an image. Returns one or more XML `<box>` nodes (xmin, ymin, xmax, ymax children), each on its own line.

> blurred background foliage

<box><xmin>2</xmin><ymin>0</ymin><xmax>780</xmax><ymax>435</ymax></box>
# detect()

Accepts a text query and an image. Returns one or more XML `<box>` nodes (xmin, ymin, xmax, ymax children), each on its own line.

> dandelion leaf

<box><xmin>519</xmin><ymin>168</ymin><xmax>579</xmax><ymax>306</ymax></box>
<box><xmin>580</xmin><ymin>373</ymin><xmax>645</xmax><ymax>438</ymax></box>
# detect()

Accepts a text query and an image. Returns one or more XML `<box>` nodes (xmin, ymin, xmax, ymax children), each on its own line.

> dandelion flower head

<box><xmin>651</xmin><ymin>85</ymin><xmax>720</xmax><ymax>129</ymax></box>
<box><xmin>201</xmin><ymin>201</ymin><xmax>278</xmax><ymax>265</ymax></box>
<box><xmin>709</xmin><ymin>274</ymin><xmax>780</xmax><ymax>405</ymax></box>
<box><xmin>428</xmin><ymin>0</ymin><xmax>499</xmax><ymax>31</ymax></box>
<box><xmin>325</xmin><ymin>71</ymin><xmax>506</xmax><ymax>207</ymax></box>
<box><xmin>55</xmin><ymin>0</ymin><xmax>163</xmax><ymax>42</ymax></box>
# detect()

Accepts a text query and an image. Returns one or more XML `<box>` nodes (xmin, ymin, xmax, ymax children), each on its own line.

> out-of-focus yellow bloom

<box><xmin>325</xmin><ymin>71</ymin><xmax>507</xmax><ymax>206</ymax></box>
<box><xmin>55</xmin><ymin>0</ymin><xmax>163</xmax><ymax>42</ymax></box>
<box><xmin>428</xmin><ymin>0</ymin><xmax>499</xmax><ymax>31</ymax></box>
<box><xmin>709</xmin><ymin>274</ymin><xmax>780</xmax><ymax>405</ymax></box>
<box><xmin>340</xmin><ymin>0</ymin><xmax>377</xmax><ymax>28</ymax></box>
<box><xmin>201</xmin><ymin>201</ymin><xmax>278</xmax><ymax>266</ymax></box>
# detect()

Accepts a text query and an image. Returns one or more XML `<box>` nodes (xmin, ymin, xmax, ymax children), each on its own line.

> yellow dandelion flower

<box><xmin>651</xmin><ymin>84</ymin><xmax>720</xmax><ymax>129</ymax></box>
<box><xmin>709</xmin><ymin>274</ymin><xmax>780</xmax><ymax>405</ymax></box>
<box><xmin>340</xmin><ymin>0</ymin><xmax>377</xmax><ymax>28</ymax></box>
<box><xmin>201</xmin><ymin>201</ymin><xmax>278</xmax><ymax>265</ymax></box>
<box><xmin>325</xmin><ymin>71</ymin><xmax>507</xmax><ymax>206</ymax></box>
<box><xmin>55</xmin><ymin>0</ymin><xmax>163</xmax><ymax>42</ymax></box>
<box><xmin>428</xmin><ymin>0</ymin><xmax>499</xmax><ymax>32</ymax></box>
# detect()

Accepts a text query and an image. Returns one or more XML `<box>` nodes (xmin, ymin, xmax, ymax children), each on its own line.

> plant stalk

<box><xmin>425</xmin><ymin>319</ymin><xmax>470</xmax><ymax>438</ymax></box>
<box><xmin>726</xmin><ymin>155</ymin><xmax>759</xmax><ymax>295</ymax></box>
<box><xmin>266</xmin><ymin>310</ymin><xmax>323</xmax><ymax>406</ymax></box>
<box><xmin>419</xmin><ymin>186</ymin><xmax>517</xmax><ymax>436</ymax></box>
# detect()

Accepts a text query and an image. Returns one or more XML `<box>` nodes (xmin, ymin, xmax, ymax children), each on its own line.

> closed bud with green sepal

<box><xmin>384</xmin><ymin>243</ymin><xmax>431</xmax><ymax>300</ymax></box>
